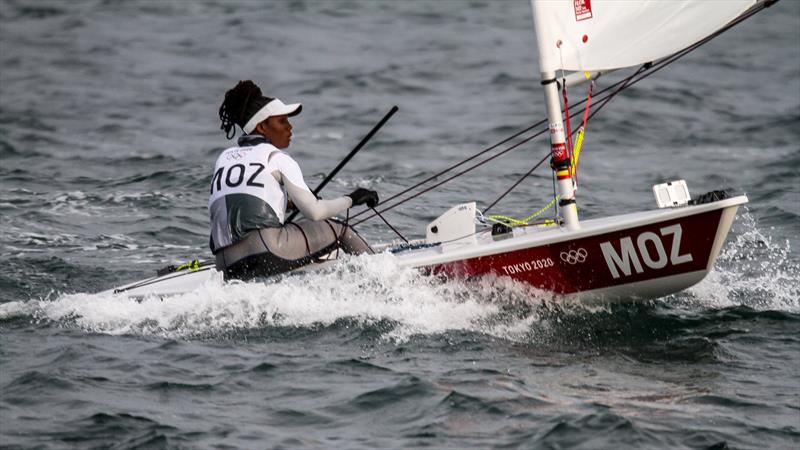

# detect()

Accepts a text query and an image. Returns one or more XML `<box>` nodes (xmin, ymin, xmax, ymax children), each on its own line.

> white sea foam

<box><xmin>685</xmin><ymin>209</ymin><xmax>799</xmax><ymax>312</ymax></box>
<box><xmin>0</xmin><ymin>253</ymin><xmax>551</xmax><ymax>342</ymax></box>
<box><xmin>307</xmin><ymin>131</ymin><xmax>344</xmax><ymax>141</ymax></box>
<box><xmin>3</xmin><ymin>210</ymin><xmax>795</xmax><ymax>340</ymax></box>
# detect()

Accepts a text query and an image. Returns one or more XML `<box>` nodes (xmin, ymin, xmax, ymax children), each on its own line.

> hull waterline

<box><xmin>106</xmin><ymin>196</ymin><xmax>747</xmax><ymax>302</ymax></box>
<box><xmin>394</xmin><ymin>196</ymin><xmax>746</xmax><ymax>301</ymax></box>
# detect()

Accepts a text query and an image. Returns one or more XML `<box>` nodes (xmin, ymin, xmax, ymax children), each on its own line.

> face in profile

<box><xmin>257</xmin><ymin>115</ymin><xmax>293</xmax><ymax>149</ymax></box>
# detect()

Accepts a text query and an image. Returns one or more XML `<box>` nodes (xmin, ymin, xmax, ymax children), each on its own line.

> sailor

<box><xmin>210</xmin><ymin>80</ymin><xmax>378</xmax><ymax>280</ymax></box>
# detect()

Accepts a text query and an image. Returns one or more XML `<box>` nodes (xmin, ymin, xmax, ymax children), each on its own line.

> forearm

<box><xmin>284</xmin><ymin>178</ymin><xmax>352</xmax><ymax>221</ymax></box>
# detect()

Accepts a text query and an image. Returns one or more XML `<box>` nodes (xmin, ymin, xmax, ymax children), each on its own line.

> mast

<box><xmin>542</xmin><ymin>70</ymin><xmax>580</xmax><ymax>230</ymax></box>
<box><xmin>530</xmin><ymin>0</ymin><xmax>760</xmax><ymax>231</ymax></box>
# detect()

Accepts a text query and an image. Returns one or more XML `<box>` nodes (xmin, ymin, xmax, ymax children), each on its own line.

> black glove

<box><xmin>347</xmin><ymin>187</ymin><xmax>379</xmax><ymax>208</ymax></box>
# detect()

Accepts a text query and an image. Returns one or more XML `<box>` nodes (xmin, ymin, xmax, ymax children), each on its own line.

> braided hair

<box><xmin>218</xmin><ymin>80</ymin><xmax>273</xmax><ymax>139</ymax></box>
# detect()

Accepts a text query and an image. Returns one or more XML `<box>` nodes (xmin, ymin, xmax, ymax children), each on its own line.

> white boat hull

<box><xmin>393</xmin><ymin>196</ymin><xmax>746</xmax><ymax>301</ymax></box>
<box><xmin>106</xmin><ymin>196</ymin><xmax>746</xmax><ymax>302</ymax></box>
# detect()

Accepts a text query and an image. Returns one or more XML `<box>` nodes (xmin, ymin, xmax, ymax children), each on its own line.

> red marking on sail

<box><xmin>574</xmin><ymin>0</ymin><xmax>593</xmax><ymax>22</ymax></box>
<box><xmin>582</xmin><ymin>34</ymin><xmax>588</xmax><ymax>43</ymax></box>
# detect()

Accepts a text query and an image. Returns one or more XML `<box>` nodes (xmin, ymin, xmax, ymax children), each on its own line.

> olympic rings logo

<box><xmin>560</xmin><ymin>248</ymin><xmax>588</xmax><ymax>265</ymax></box>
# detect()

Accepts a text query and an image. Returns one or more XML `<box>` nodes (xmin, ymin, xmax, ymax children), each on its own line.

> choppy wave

<box><xmin>0</xmin><ymin>254</ymin><xmax>539</xmax><ymax>342</ymax></box>
<box><xmin>2</xmin><ymin>212</ymin><xmax>797</xmax><ymax>345</ymax></box>
<box><xmin>2</xmin><ymin>1</ymin><xmax>798</xmax><ymax>446</ymax></box>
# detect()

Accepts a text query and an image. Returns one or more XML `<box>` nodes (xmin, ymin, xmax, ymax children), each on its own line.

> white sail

<box><xmin>532</xmin><ymin>0</ymin><xmax>757</xmax><ymax>73</ymax></box>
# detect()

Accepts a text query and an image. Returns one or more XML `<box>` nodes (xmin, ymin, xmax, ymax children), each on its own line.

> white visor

<box><xmin>242</xmin><ymin>98</ymin><xmax>302</xmax><ymax>134</ymax></box>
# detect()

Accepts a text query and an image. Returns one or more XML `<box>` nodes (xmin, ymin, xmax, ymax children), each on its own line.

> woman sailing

<box><xmin>210</xmin><ymin>80</ymin><xmax>378</xmax><ymax>280</ymax></box>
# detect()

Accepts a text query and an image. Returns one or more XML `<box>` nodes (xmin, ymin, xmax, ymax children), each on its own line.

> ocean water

<box><xmin>1</xmin><ymin>1</ymin><xmax>798</xmax><ymax>448</ymax></box>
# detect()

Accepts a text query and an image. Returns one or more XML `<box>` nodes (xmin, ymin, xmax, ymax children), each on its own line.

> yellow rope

<box><xmin>487</xmin><ymin>196</ymin><xmax>558</xmax><ymax>226</ymax></box>
<box><xmin>176</xmin><ymin>259</ymin><xmax>201</xmax><ymax>272</ymax></box>
<box><xmin>487</xmin><ymin>125</ymin><xmax>586</xmax><ymax>228</ymax></box>
<box><xmin>572</xmin><ymin>126</ymin><xmax>585</xmax><ymax>175</ymax></box>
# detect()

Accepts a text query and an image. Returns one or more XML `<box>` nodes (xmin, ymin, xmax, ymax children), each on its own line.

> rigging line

<box><xmin>370</xmin><ymin>207</ymin><xmax>408</xmax><ymax>243</ymax></box>
<box><xmin>361</xmin><ymin>55</ymin><xmax>708</xmax><ymax>226</ymax></box>
<box><xmin>361</xmin><ymin>58</ymin><xmax>688</xmax><ymax>225</ymax></box>
<box><xmin>560</xmin><ymin>2</ymin><xmax>768</xmax><ymax>129</ymax></box>
<box><xmin>482</xmin><ymin>152</ymin><xmax>550</xmax><ymax>215</ymax></box>
<box><xmin>348</xmin><ymin>118</ymin><xmax>548</xmax><ymax>221</ymax></box>
<box><xmin>583</xmin><ymin>65</ymin><xmax>647</xmax><ymax>125</ymax></box>
<box><xmin>332</xmin><ymin>208</ymin><xmax>350</xmax><ymax>260</ymax></box>
<box><xmin>356</xmin><ymin>73</ymin><xmax>656</xmax><ymax>224</ymax></box>
<box><xmin>286</xmin><ymin>106</ymin><xmax>398</xmax><ymax>224</ymax></box>
<box><xmin>351</xmin><ymin>2</ymin><xmax>769</xmax><ymax>227</ymax></box>
<box><xmin>353</xmin><ymin>82</ymin><xmax>637</xmax><ymax>225</ymax></box>
<box><xmin>559</xmin><ymin>2</ymin><xmax>766</xmax><ymax>135</ymax></box>
<box><xmin>563</xmin><ymin>1</ymin><xmax>769</xmax><ymax>115</ymax></box>
<box><xmin>359</xmin><ymin>75</ymin><xmax>648</xmax><ymax>223</ymax></box>
<box><xmin>603</xmin><ymin>1</ymin><xmax>770</xmax><ymax>107</ymax></box>
<box><xmin>344</xmin><ymin>75</ymin><xmax>649</xmax><ymax>222</ymax></box>
<box><xmin>486</xmin><ymin>196</ymin><xmax>558</xmax><ymax>225</ymax></box>
<box><xmin>349</xmin><ymin>71</ymin><xmax>653</xmax><ymax>225</ymax></box>
<box><xmin>472</xmin><ymin>3</ymin><xmax>764</xmax><ymax>219</ymax></box>
<box><xmin>352</xmin><ymin>128</ymin><xmax>547</xmax><ymax>226</ymax></box>
<box><xmin>493</xmin><ymin>4</ymin><xmax>770</xmax><ymax>213</ymax></box>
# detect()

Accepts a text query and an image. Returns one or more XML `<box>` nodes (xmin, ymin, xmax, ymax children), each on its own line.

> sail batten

<box><xmin>532</xmin><ymin>0</ymin><xmax>758</xmax><ymax>73</ymax></box>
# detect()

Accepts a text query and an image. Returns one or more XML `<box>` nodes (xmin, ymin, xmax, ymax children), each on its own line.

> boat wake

<box><xmin>1</xmin><ymin>211</ymin><xmax>796</xmax><ymax>342</ymax></box>
<box><xmin>0</xmin><ymin>254</ymin><xmax>550</xmax><ymax>342</ymax></box>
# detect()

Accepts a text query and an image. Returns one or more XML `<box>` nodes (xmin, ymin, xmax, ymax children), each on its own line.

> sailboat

<box><xmin>107</xmin><ymin>0</ymin><xmax>775</xmax><ymax>301</ymax></box>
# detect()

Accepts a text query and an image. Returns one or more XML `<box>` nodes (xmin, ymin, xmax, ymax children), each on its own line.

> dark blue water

<box><xmin>1</xmin><ymin>1</ymin><xmax>798</xmax><ymax>448</ymax></box>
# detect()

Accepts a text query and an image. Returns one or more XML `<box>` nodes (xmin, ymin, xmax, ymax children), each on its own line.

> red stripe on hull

<box><xmin>429</xmin><ymin>209</ymin><xmax>723</xmax><ymax>294</ymax></box>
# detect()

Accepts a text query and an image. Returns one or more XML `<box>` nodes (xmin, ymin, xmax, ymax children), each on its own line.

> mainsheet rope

<box><xmin>347</xmin><ymin>64</ymin><xmax>658</xmax><ymax>225</ymax></box>
<box><xmin>353</xmin><ymin>1</ymin><xmax>771</xmax><ymax>231</ymax></box>
<box><xmin>349</xmin><ymin>78</ymin><xmax>632</xmax><ymax>227</ymax></box>
<box><xmin>352</xmin><ymin>127</ymin><xmax>549</xmax><ymax>227</ymax></box>
<box><xmin>370</xmin><ymin>206</ymin><xmax>408</xmax><ymax>243</ymax></box>
<box><xmin>351</xmin><ymin>67</ymin><xmax>646</xmax><ymax>228</ymax></box>
<box><xmin>484</xmin><ymin>71</ymin><xmax>594</xmax><ymax>228</ymax></box>
<box><xmin>126</xmin><ymin>1</ymin><xmax>773</xmax><ymax>284</ymax></box>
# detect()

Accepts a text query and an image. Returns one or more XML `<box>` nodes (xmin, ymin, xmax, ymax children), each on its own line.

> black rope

<box><xmin>352</xmin><ymin>127</ymin><xmax>548</xmax><ymax>227</ymax></box>
<box><xmin>483</xmin><ymin>153</ymin><xmax>550</xmax><ymax>215</ymax></box>
<box><xmin>351</xmin><ymin>1</ymin><xmax>770</xmax><ymax>228</ymax></box>
<box><xmin>348</xmin><ymin>118</ymin><xmax>548</xmax><ymax>222</ymax></box>
<box><xmin>370</xmin><ymin>207</ymin><xmax>408</xmax><ymax>243</ymax></box>
<box><xmin>332</xmin><ymin>208</ymin><xmax>349</xmax><ymax>259</ymax></box>
<box><xmin>351</xmin><ymin>76</ymin><xmax>651</xmax><ymax>227</ymax></box>
<box><xmin>349</xmin><ymin>70</ymin><xmax>665</xmax><ymax>230</ymax></box>
<box><xmin>348</xmin><ymin>72</ymin><xmax>647</xmax><ymax>225</ymax></box>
